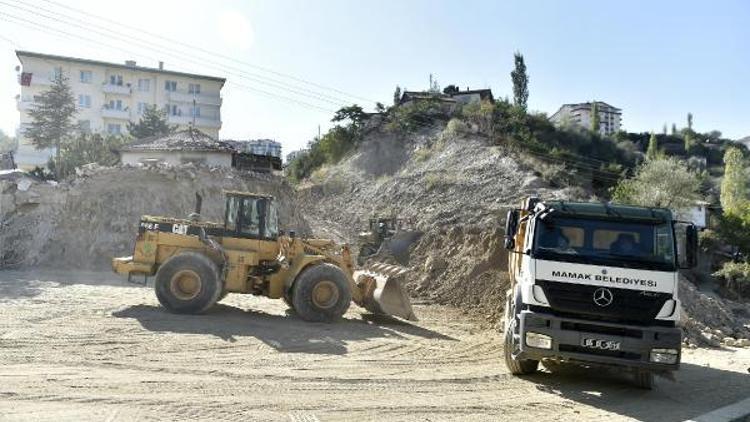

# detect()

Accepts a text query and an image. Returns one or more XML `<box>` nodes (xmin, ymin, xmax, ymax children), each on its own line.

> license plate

<box><xmin>581</xmin><ymin>337</ymin><xmax>621</xmax><ymax>351</ymax></box>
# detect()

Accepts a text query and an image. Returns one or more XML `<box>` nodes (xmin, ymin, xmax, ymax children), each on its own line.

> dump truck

<box><xmin>357</xmin><ymin>216</ymin><xmax>422</xmax><ymax>266</ymax></box>
<box><xmin>502</xmin><ymin>197</ymin><xmax>698</xmax><ymax>389</ymax></box>
<box><xmin>113</xmin><ymin>191</ymin><xmax>416</xmax><ymax>322</ymax></box>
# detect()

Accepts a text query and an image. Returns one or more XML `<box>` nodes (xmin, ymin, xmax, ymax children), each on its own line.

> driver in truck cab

<box><xmin>610</xmin><ymin>233</ymin><xmax>641</xmax><ymax>256</ymax></box>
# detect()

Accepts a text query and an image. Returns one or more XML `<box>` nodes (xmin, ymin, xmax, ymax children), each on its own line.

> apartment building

<box><xmin>15</xmin><ymin>50</ymin><xmax>225</xmax><ymax>168</ymax></box>
<box><xmin>549</xmin><ymin>101</ymin><xmax>622</xmax><ymax>136</ymax></box>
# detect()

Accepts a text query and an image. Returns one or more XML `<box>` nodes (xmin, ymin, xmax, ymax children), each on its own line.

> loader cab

<box><xmin>224</xmin><ymin>192</ymin><xmax>279</xmax><ymax>240</ymax></box>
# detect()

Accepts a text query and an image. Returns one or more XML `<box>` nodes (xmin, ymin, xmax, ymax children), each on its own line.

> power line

<box><xmin>3</xmin><ymin>1</ymin><xmax>356</xmax><ymax>109</ymax></box>
<box><xmin>35</xmin><ymin>0</ymin><xmax>376</xmax><ymax>105</ymax></box>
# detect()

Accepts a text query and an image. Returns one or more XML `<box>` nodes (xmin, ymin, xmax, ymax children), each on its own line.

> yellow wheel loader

<box><xmin>112</xmin><ymin>191</ymin><xmax>416</xmax><ymax>322</ymax></box>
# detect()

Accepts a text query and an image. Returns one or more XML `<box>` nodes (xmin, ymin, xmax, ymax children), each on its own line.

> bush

<box><xmin>611</xmin><ymin>157</ymin><xmax>702</xmax><ymax>211</ymax></box>
<box><xmin>714</xmin><ymin>261</ymin><xmax>750</xmax><ymax>298</ymax></box>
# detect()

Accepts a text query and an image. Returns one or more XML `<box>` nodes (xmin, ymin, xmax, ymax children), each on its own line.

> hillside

<box><xmin>296</xmin><ymin>121</ymin><xmax>589</xmax><ymax>321</ymax></box>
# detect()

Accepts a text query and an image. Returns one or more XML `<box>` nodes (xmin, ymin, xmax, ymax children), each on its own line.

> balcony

<box><xmin>168</xmin><ymin>90</ymin><xmax>222</xmax><ymax>106</ymax></box>
<box><xmin>101</xmin><ymin>106</ymin><xmax>131</xmax><ymax>120</ymax></box>
<box><xmin>167</xmin><ymin>114</ymin><xmax>222</xmax><ymax>129</ymax></box>
<box><xmin>102</xmin><ymin>84</ymin><xmax>132</xmax><ymax>95</ymax></box>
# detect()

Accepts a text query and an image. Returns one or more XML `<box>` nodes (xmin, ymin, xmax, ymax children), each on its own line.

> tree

<box><xmin>24</xmin><ymin>71</ymin><xmax>76</xmax><ymax>177</ymax></box>
<box><xmin>687</xmin><ymin>112</ymin><xmax>693</xmax><ymax>131</ymax></box>
<box><xmin>0</xmin><ymin>129</ymin><xmax>17</xmax><ymax>153</ymax></box>
<box><xmin>393</xmin><ymin>85</ymin><xmax>402</xmax><ymax>106</ymax></box>
<box><xmin>671</xmin><ymin>123</ymin><xmax>677</xmax><ymax>135</ymax></box>
<box><xmin>646</xmin><ymin>132</ymin><xmax>660</xmax><ymax>160</ymax></box>
<box><xmin>50</xmin><ymin>133</ymin><xmax>127</xmax><ymax>178</ymax></box>
<box><xmin>331</xmin><ymin>104</ymin><xmax>366</xmax><ymax>128</ymax></box>
<box><xmin>443</xmin><ymin>84</ymin><xmax>459</xmax><ymax>95</ymax></box>
<box><xmin>590</xmin><ymin>101</ymin><xmax>600</xmax><ymax>133</ymax></box>
<box><xmin>126</xmin><ymin>105</ymin><xmax>176</xmax><ymax>139</ymax></box>
<box><xmin>684</xmin><ymin>131</ymin><xmax>694</xmax><ymax>154</ymax></box>
<box><xmin>662</xmin><ymin>123</ymin><xmax>668</xmax><ymax>135</ymax></box>
<box><xmin>510</xmin><ymin>51</ymin><xmax>529</xmax><ymax>110</ymax></box>
<box><xmin>720</xmin><ymin>147</ymin><xmax>747</xmax><ymax>214</ymax></box>
<box><xmin>375</xmin><ymin>102</ymin><xmax>386</xmax><ymax>113</ymax></box>
<box><xmin>612</xmin><ymin>157</ymin><xmax>702</xmax><ymax>211</ymax></box>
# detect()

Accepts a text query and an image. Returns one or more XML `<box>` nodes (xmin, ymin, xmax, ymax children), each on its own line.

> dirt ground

<box><xmin>1</xmin><ymin>271</ymin><xmax>749</xmax><ymax>422</ymax></box>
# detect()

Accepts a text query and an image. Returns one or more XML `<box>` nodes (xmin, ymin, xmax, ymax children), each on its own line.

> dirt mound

<box><xmin>0</xmin><ymin>165</ymin><xmax>309</xmax><ymax>270</ymax></box>
<box><xmin>297</xmin><ymin>124</ymin><xmax>587</xmax><ymax>321</ymax></box>
<box><xmin>680</xmin><ymin>278</ymin><xmax>750</xmax><ymax>346</ymax></box>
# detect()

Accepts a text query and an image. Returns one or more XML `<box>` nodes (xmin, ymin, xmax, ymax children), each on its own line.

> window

<box><xmin>80</xmin><ymin>70</ymin><xmax>92</xmax><ymax>83</ymax></box>
<box><xmin>52</xmin><ymin>66</ymin><xmax>62</xmax><ymax>81</ymax></box>
<box><xmin>108</xmin><ymin>99</ymin><xmax>123</xmax><ymax>110</ymax></box>
<box><xmin>533</xmin><ymin>216</ymin><xmax>676</xmax><ymax>271</ymax></box>
<box><xmin>137</xmin><ymin>79</ymin><xmax>150</xmax><ymax>92</ymax></box>
<box><xmin>165</xmin><ymin>80</ymin><xmax>177</xmax><ymax>91</ymax></box>
<box><xmin>107</xmin><ymin>123</ymin><xmax>122</xmax><ymax>135</ymax></box>
<box><xmin>224</xmin><ymin>195</ymin><xmax>279</xmax><ymax>239</ymax></box>
<box><xmin>137</xmin><ymin>102</ymin><xmax>149</xmax><ymax>114</ymax></box>
<box><xmin>78</xmin><ymin>94</ymin><xmax>92</xmax><ymax>108</ymax></box>
<box><xmin>165</xmin><ymin>104</ymin><xmax>180</xmax><ymax>116</ymax></box>
<box><xmin>190</xmin><ymin>106</ymin><xmax>201</xmax><ymax>118</ymax></box>
<box><xmin>77</xmin><ymin>120</ymin><xmax>91</xmax><ymax>132</ymax></box>
<box><xmin>109</xmin><ymin>75</ymin><xmax>123</xmax><ymax>86</ymax></box>
<box><xmin>188</xmin><ymin>83</ymin><xmax>201</xmax><ymax>94</ymax></box>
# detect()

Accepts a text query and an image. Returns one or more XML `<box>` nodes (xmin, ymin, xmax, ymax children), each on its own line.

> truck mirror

<box><xmin>504</xmin><ymin>209</ymin><xmax>519</xmax><ymax>250</ymax></box>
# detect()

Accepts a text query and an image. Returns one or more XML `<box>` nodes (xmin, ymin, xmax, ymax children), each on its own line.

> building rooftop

<box><xmin>16</xmin><ymin>50</ymin><xmax>226</xmax><ymax>84</ymax></box>
<box><xmin>399</xmin><ymin>88</ymin><xmax>494</xmax><ymax>104</ymax></box>
<box><xmin>561</xmin><ymin>101</ymin><xmax>622</xmax><ymax>112</ymax></box>
<box><xmin>121</xmin><ymin>129</ymin><xmax>234</xmax><ymax>153</ymax></box>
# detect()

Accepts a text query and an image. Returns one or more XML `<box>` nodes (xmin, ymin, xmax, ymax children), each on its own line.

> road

<box><xmin>0</xmin><ymin>271</ymin><xmax>748</xmax><ymax>421</ymax></box>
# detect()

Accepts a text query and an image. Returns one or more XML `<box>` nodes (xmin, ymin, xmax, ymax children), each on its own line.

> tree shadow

<box><xmin>112</xmin><ymin>303</ymin><xmax>456</xmax><ymax>355</ymax></box>
<box><xmin>521</xmin><ymin>359</ymin><xmax>750</xmax><ymax>421</ymax></box>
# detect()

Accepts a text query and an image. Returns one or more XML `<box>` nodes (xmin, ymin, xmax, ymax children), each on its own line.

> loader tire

<box><xmin>155</xmin><ymin>252</ymin><xmax>223</xmax><ymax>314</ymax></box>
<box><xmin>292</xmin><ymin>263</ymin><xmax>351</xmax><ymax>322</ymax></box>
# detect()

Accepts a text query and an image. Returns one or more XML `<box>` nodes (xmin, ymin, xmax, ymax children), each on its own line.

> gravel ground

<box><xmin>0</xmin><ymin>270</ymin><xmax>749</xmax><ymax>421</ymax></box>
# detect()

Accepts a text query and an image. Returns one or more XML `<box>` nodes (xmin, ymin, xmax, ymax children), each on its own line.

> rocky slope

<box><xmin>0</xmin><ymin>165</ymin><xmax>309</xmax><ymax>270</ymax></box>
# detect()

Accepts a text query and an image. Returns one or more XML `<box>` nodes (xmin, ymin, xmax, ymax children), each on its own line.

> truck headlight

<box><xmin>650</xmin><ymin>348</ymin><xmax>679</xmax><ymax>364</ymax></box>
<box><xmin>525</xmin><ymin>332</ymin><xmax>552</xmax><ymax>350</ymax></box>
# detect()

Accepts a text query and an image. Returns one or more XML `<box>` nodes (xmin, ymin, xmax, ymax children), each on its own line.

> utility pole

<box><xmin>192</xmin><ymin>97</ymin><xmax>197</xmax><ymax>128</ymax></box>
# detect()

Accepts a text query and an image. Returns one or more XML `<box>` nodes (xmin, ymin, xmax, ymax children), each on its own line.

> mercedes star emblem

<box><xmin>593</xmin><ymin>288</ymin><xmax>614</xmax><ymax>307</ymax></box>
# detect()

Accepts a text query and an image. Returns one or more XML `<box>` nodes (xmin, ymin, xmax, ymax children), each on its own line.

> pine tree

<box><xmin>590</xmin><ymin>101</ymin><xmax>600</xmax><ymax>133</ymax></box>
<box><xmin>687</xmin><ymin>112</ymin><xmax>694</xmax><ymax>131</ymax></box>
<box><xmin>510</xmin><ymin>51</ymin><xmax>529</xmax><ymax>110</ymax></box>
<box><xmin>393</xmin><ymin>85</ymin><xmax>402</xmax><ymax>106</ymax></box>
<box><xmin>646</xmin><ymin>132</ymin><xmax>660</xmax><ymax>160</ymax></box>
<box><xmin>25</xmin><ymin>71</ymin><xmax>76</xmax><ymax>177</ymax></box>
<box><xmin>126</xmin><ymin>105</ymin><xmax>177</xmax><ymax>139</ymax></box>
<box><xmin>671</xmin><ymin>123</ymin><xmax>677</xmax><ymax>135</ymax></box>
<box><xmin>720</xmin><ymin>147</ymin><xmax>747</xmax><ymax>214</ymax></box>
<box><xmin>662</xmin><ymin>123</ymin><xmax>668</xmax><ymax>135</ymax></box>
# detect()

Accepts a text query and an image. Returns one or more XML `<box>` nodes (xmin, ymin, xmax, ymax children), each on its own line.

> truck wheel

<box><xmin>292</xmin><ymin>263</ymin><xmax>351</xmax><ymax>322</ymax></box>
<box><xmin>634</xmin><ymin>370</ymin><xmax>654</xmax><ymax>390</ymax></box>
<box><xmin>503</xmin><ymin>289</ymin><xmax>539</xmax><ymax>375</ymax></box>
<box><xmin>155</xmin><ymin>252</ymin><xmax>223</xmax><ymax>314</ymax></box>
<box><xmin>504</xmin><ymin>323</ymin><xmax>539</xmax><ymax>375</ymax></box>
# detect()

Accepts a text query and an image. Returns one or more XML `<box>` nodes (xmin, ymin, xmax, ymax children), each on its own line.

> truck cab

<box><xmin>503</xmin><ymin>197</ymin><xmax>698</xmax><ymax>389</ymax></box>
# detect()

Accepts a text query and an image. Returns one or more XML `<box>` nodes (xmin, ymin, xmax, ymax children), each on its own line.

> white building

<box><xmin>15</xmin><ymin>50</ymin><xmax>225</xmax><ymax>168</ymax></box>
<box><xmin>119</xmin><ymin>128</ymin><xmax>234</xmax><ymax>168</ymax></box>
<box><xmin>550</xmin><ymin>101</ymin><xmax>622</xmax><ymax>136</ymax></box>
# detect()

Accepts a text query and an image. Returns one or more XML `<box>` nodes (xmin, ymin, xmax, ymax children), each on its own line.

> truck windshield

<box><xmin>533</xmin><ymin>216</ymin><xmax>676</xmax><ymax>271</ymax></box>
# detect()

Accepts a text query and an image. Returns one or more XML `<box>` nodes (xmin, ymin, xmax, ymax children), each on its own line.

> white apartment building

<box><xmin>15</xmin><ymin>51</ymin><xmax>225</xmax><ymax>168</ymax></box>
<box><xmin>549</xmin><ymin>101</ymin><xmax>622</xmax><ymax>136</ymax></box>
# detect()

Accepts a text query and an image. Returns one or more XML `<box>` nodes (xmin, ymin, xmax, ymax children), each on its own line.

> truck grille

<box><xmin>536</xmin><ymin>279</ymin><xmax>672</xmax><ymax>325</ymax></box>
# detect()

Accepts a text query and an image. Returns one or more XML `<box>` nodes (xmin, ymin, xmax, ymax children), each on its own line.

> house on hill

<box><xmin>120</xmin><ymin>128</ymin><xmax>234</xmax><ymax>167</ymax></box>
<box><xmin>398</xmin><ymin>88</ymin><xmax>494</xmax><ymax>107</ymax></box>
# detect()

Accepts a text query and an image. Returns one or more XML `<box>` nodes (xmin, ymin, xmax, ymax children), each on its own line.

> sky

<box><xmin>0</xmin><ymin>0</ymin><xmax>748</xmax><ymax>155</ymax></box>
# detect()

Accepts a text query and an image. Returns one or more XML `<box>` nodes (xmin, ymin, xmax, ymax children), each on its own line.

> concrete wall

<box><xmin>121</xmin><ymin>151</ymin><xmax>232</xmax><ymax>167</ymax></box>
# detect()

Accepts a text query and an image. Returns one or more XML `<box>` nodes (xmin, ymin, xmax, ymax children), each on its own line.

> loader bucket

<box><xmin>355</xmin><ymin>263</ymin><xmax>417</xmax><ymax>321</ymax></box>
<box><xmin>379</xmin><ymin>230</ymin><xmax>423</xmax><ymax>266</ymax></box>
